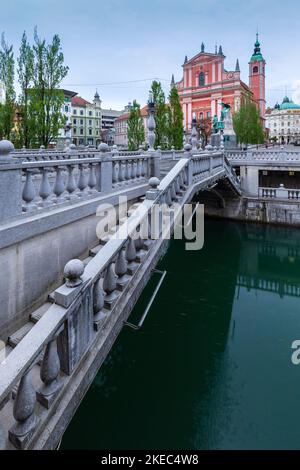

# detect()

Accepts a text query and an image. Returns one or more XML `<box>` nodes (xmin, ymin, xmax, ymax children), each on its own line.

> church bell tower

<box><xmin>249</xmin><ymin>33</ymin><xmax>266</xmax><ymax>118</ymax></box>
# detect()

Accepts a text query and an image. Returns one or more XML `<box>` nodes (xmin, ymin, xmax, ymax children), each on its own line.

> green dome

<box><xmin>280</xmin><ymin>97</ymin><xmax>300</xmax><ymax>110</ymax></box>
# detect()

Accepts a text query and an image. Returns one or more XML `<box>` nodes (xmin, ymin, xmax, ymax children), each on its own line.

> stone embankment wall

<box><xmin>203</xmin><ymin>196</ymin><xmax>300</xmax><ymax>227</ymax></box>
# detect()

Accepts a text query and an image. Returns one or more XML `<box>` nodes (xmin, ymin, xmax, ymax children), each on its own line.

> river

<box><xmin>61</xmin><ymin>219</ymin><xmax>300</xmax><ymax>450</ymax></box>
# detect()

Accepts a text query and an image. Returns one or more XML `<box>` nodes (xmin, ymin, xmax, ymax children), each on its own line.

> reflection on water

<box><xmin>62</xmin><ymin>219</ymin><xmax>300</xmax><ymax>450</ymax></box>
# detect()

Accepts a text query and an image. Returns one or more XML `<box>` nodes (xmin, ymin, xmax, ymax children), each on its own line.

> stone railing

<box><xmin>0</xmin><ymin>141</ymin><xmax>155</xmax><ymax>222</ymax></box>
<box><xmin>0</xmin><ymin>148</ymin><xmax>236</xmax><ymax>449</ymax></box>
<box><xmin>0</xmin><ymin>156</ymin><xmax>190</xmax><ymax>449</ymax></box>
<box><xmin>259</xmin><ymin>186</ymin><xmax>300</xmax><ymax>200</ymax></box>
<box><xmin>226</xmin><ymin>149</ymin><xmax>300</xmax><ymax>165</ymax></box>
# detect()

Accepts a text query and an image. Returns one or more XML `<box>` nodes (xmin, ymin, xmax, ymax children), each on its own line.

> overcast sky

<box><xmin>3</xmin><ymin>0</ymin><xmax>300</xmax><ymax>110</ymax></box>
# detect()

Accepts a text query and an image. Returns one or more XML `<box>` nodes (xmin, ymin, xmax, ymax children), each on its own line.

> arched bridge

<box><xmin>0</xmin><ymin>139</ymin><xmax>240</xmax><ymax>450</ymax></box>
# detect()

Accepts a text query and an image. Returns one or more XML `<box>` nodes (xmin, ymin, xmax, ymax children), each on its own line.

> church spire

<box><xmin>184</xmin><ymin>55</ymin><xmax>188</xmax><ymax>64</ymax></box>
<box><xmin>250</xmin><ymin>32</ymin><xmax>264</xmax><ymax>62</ymax></box>
<box><xmin>170</xmin><ymin>74</ymin><xmax>175</xmax><ymax>87</ymax></box>
<box><xmin>235</xmin><ymin>59</ymin><xmax>240</xmax><ymax>72</ymax></box>
<box><xmin>201</xmin><ymin>42</ymin><xmax>205</xmax><ymax>53</ymax></box>
<box><xmin>218</xmin><ymin>45</ymin><xmax>223</xmax><ymax>55</ymax></box>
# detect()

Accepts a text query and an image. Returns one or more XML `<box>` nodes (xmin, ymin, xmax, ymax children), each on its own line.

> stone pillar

<box><xmin>240</xmin><ymin>165</ymin><xmax>259</xmax><ymax>197</ymax></box>
<box><xmin>147</xmin><ymin>91</ymin><xmax>156</xmax><ymax>152</ymax></box>
<box><xmin>191</xmin><ymin>113</ymin><xmax>198</xmax><ymax>154</ymax></box>
<box><xmin>0</xmin><ymin>140</ymin><xmax>22</xmax><ymax>221</ymax></box>
<box><xmin>99</xmin><ymin>142</ymin><xmax>112</xmax><ymax>192</ymax></box>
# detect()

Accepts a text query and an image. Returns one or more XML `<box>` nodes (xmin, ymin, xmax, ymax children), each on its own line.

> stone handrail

<box><xmin>0</xmin><ymin>148</ymin><xmax>235</xmax><ymax>449</ymax></box>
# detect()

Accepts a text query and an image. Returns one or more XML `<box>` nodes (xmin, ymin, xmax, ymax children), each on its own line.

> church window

<box><xmin>199</xmin><ymin>72</ymin><xmax>205</xmax><ymax>87</ymax></box>
<box><xmin>207</xmin><ymin>111</ymin><xmax>211</xmax><ymax>118</ymax></box>
<box><xmin>253</xmin><ymin>66</ymin><xmax>258</xmax><ymax>74</ymax></box>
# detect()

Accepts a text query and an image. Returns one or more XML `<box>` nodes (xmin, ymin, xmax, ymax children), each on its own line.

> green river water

<box><xmin>61</xmin><ymin>219</ymin><xmax>300</xmax><ymax>450</ymax></box>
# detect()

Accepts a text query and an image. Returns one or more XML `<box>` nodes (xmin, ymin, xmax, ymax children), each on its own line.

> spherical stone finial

<box><xmin>0</xmin><ymin>139</ymin><xmax>14</xmax><ymax>156</ymax></box>
<box><xmin>184</xmin><ymin>142</ymin><xmax>192</xmax><ymax>152</ymax></box>
<box><xmin>148</xmin><ymin>176</ymin><xmax>160</xmax><ymax>189</ymax></box>
<box><xmin>98</xmin><ymin>142</ymin><xmax>109</xmax><ymax>152</ymax></box>
<box><xmin>69</xmin><ymin>143</ymin><xmax>76</xmax><ymax>150</ymax></box>
<box><xmin>205</xmin><ymin>144</ymin><xmax>213</xmax><ymax>151</ymax></box>
<box><xmin>64</xmin><ymin>259</ymin><xmax>85</xmax><ymax>288</ymax></box>
<box><xmin>39</xmin><ymin>145</ymin><xmax>45</xmax><ymax>151</ymax></box>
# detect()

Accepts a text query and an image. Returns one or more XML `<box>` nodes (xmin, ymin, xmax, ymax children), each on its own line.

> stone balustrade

<box><xmin>0</xmin><ymin>141</ymin><xmax>153</xmax><ymax>222</ymax></box>
<box><xmin>259</xmin><ymin>186</ymin><xmax>300</xmax><ymax>200</ymax></box>
<box><xmin>0</xmin><ymin>154</ymin><xmax>192</xmax><ymax>449</ymax></box>
<box><xmin>226</xmin><ymin>149</ymin><xmax>300</xmax><ymax>165</ymax></box>
<box><xmin>0</xmin><ymin>141</ymin><xmax>241</xmax><ymax>450</ymax></box>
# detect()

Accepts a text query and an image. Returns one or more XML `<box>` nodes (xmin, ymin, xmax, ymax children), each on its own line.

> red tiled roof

<box><xmin>115</xmin><ymin>104</ymin><xmax>152</xmax><ymax>123</ymax></box>
<box><xmin>71</xmin><ymin>96</ymin><xmax>91</xmax><ymax>107</ymax></box>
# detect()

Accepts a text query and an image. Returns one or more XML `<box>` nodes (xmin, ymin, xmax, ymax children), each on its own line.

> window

<box><xmin>80</xmin><ymin>110</ymin><xmax>84</xmax><ymax>116</ymax></box>
<box><xmin>207</xmin><ymin>111</ymin><xmax>211</xmax><ymax>118</ymax></box>
<box><xmin>73</xmin><ymin>109</ymin><xmax>77</xmax><ymax>115</ymax></box>
<box><xmin>253</xmin><ymin>66</ymin><xmax>258</xmax><ymax>74</ymax></box>
<box><xmin>80</xmin><ymin>119</ymin><xmax>83</xmax><ymax>125</ymax></box>
<box><xmin>80</xmin><ymin>128</ymin><xmax>83</xmax><ymax>135</ymax></box>
<box><xmin>89</xmin><ymin>119</ymin><xmax>92</xmax><ymax>126</ymax></box>
<box><xmin>199</xmin><ymin>112</ymin><xmax>203</xmax><ymax>120</ymax></box>
<box><xmin>89</xmin><ymin>128</ymin><xmax>92</xmax><ymax>135</ymax></box>
<box><xmin>73</xmin><ymin>128</ymin><xmax>76</xmax><ymax>134</ymax></box>
<box><xmin>64</xmin><ymin>105</ymin><xmax>69</xmax><ymax>113</ymax></box>
<box><xmin>89</xmin><ymin>111</ymin><xmax>92</xmax><ymax>116</ymax></box>
<box><xmin>199</xmin><ymin>72</ymin><xmax>205</xmax><ymax>87</ymax></box>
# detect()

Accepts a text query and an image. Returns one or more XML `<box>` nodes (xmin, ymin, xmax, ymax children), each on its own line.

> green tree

<box><xmin>151</xmin><ymin>80</ymin><xmax>168</xmax><ymax>148</ymax></box>
<box><xmin>233</xmin><ymin>102</ymin><xmax>265</xmax><ymax>145</ymax></box>
<box><xmin>17</xmin><ymin>31</ymin><xmax>34</xmax><ymax>147</ymax></box>
<box><xmin>0</xmin><ymin>33</ymin><xmax>15</xmax><ymax>140</ymax></box>
<box><xmin>127</xmin><ymin>100</ymin><xmax>145</xmax><ymax>150</ymax></box>
<box><xmin>29</xmin><ymin>28</ymin><xmax>69</xmax><ymax>147</ymax></box>
<box><xmin>168</xmin><ymin>84</ymin><xmax>183</xmax><ymax>149</ymax></box>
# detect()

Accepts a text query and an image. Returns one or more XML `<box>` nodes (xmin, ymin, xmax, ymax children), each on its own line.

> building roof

<box><xmin>71</xmin><ymin>96</ymin><xmax>91</xmax><ymax>107</ymax></box>
<box><xmin>280</xmin><ymin>96</ymin><xmax>300</xmax><ymax>110</ymax></box>
<box><xmin>115</xmin><ymin>104</ymin><xmax>148</xmax><ymax>123</ymax></box>
<box><xmin>61</xmin><ymin>89</ymin><xmax>77</xmax><ymax>98</ymax></box>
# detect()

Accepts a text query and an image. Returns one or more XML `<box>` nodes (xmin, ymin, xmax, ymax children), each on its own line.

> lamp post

<box><xmin>147</xmin><ymin>90</ymin><xmax>156</xmax><ymax>152</ymax></box>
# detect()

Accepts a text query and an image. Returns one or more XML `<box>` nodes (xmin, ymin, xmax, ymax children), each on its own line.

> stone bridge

<box><xmin>0</xmin><ymin>132</ymin><xmax>241</xmax><ymax>449</ymax></box>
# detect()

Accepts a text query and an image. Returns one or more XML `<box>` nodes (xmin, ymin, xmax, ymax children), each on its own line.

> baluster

<box><xmin>115</xmin><ymin>248</ymin><xmax>130</xmax><ymax>290</ymax></box>
<box><xmin>66</xmin><ymin>165</ymin><xmax>77</xmax><ymax>200</ymax></box>
<box><xmin>88</xmin><ymin>163</ymin><xmax>97</xmax><ymax>194</ymax></box>
<box><xmin>140</xmin><ymin>213</ymin><xmax>152</xmax><ymax>250</ymax></box>
<box><xmin>93</xmin><ymin>277</ymin><xmax>107</xmax><ymax>331</ymax></box>
<box><xmin>166</xmin><ymin>187</ymin><xmax>173</xmax><ymax>206</ymax></box>
<box><xmin>125</xmin><ymin>160</ymin><xmax>131</xmax><ymax>184</ymax></box>
<box><xmin>22</xmin><ymin>169</ymin><xmax>37</xmax><ymax>211</ymax></box>
<box><xmin>77</xmin><ymin>163</ymin><xmax>88</xmax><ymax>196</ymax></box>
<box><xmin>119</xmin><ymin>160</ymin><xmax>125</xmax><ymax>185</ymax></box>
<box><xmin>132</xmin><ymin>159</ymin><xmax>137</xmax><ymax>181</ymax></box>
<box><xmin>38</xmin><ymin>167</ymin><xmax>52</xmax><ymax>207</ymax></box>
<box><xmin>9</xmin><ymin>369</ymin><xmax>37</xmax><ymax>449</ymax></box>
<box><xmin>112</xmin><ymin>161</ymin><xmax>119</xmax><ymax>187</ymax></box>
<box><xmin>126</xmin><ymin>237</ymin><xmax>139</xmax><ymax>275</ymax></box>
<box><xmin>103</xmin><ymin>263</ymin><xmax>119</xmax><ymax>309</ymax></box>
<box><xmin>142</xmin><ymin>158</ymin><xmax>147</xmax><ymax>178</ymax></box>
<box><xmin>53</xmin><ymin>166</ymin><xmax>65</xmax><ymax>202</ymax></box>
<box><xmin>36</xmin><ymin>337</ymin><xmax>62</xmax><ymax>409</ymax></box>
<box><xmin>171</xmin><ymin>182</ymin><xmax>177</xmax><ymax>201</ymax></box>
<box><xmin>136</xmin><ymin>158</ymin><xmax>141</xmax><ymax>179</ymax></box>
<box><xmin>135</xmin><ymin>229</ymin><xmax>147</xmax><ymax>262</ymax></box>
